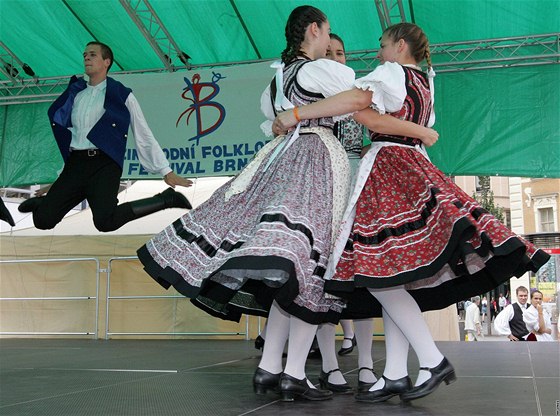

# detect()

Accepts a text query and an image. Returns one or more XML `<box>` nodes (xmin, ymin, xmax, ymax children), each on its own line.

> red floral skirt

<box><xmin>327</xmin><ymin>145</ymin><xmax>550</xmax><ymax>315</ymax></box>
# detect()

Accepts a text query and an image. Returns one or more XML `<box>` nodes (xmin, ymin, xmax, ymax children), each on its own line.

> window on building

<box><xmin>538</xmin><ymin>207</ymin><xmax>555</xmax><ymax>232</ymax></box>
<box><xmin>504</xmin><ymin>209</ymin><xmax>511</xmax><ymax>229</ymax></box>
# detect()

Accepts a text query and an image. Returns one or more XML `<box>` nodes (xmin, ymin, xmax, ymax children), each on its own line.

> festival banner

<box><xmin>114</xmin><ymin>61</ymin><xmax>276</xmax><ymax>179</ymax></box>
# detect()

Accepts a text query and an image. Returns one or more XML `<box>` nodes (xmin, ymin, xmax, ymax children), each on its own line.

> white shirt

<box><xmin>464</xmin><ymin>302</ymin><xmax>481</xmax><ymax>332</ymax></box>
<box><xmin>69</xmin><ymin>79</ymin><xmax>171</xmax><ymax>176</ymax></box>
<box><xmin>498</xmin><ymin>296</ymin><xmax>506</xmax><ymax>307</ymax></box>
<box><xmin>493</xmin><ymin>302</ymin><xmax>528</xmax><ymax>337</ymax></box>
<box><xmin>523</xmin><ymin>305</ymin><xmax>554</xmax><ymax>341</ymax></box>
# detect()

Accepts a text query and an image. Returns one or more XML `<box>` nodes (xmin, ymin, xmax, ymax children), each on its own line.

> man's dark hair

<box><xmin>87</xmin><ymin>41</ymin><xmax>114</xmax><ymax>71</ymax></box>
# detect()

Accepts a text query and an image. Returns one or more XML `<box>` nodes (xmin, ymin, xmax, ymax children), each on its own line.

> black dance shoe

<box><xmin>254</xmin><ymin>335</ymin><xmax>265</xmax><ymax>351</ymax></box>
<box><xmin>318</xmin><ymin>369</ymin><xmax>353</xmax><ymax>394</ymax></box>
<box><xmin>400</xmin><ymin>357</ymin><xmax>456</xmax><ymax>402</ymax></box>
<box><xmin>253</xmin><ymin>367</ymin><xmax>281</xmax><ymax>395</ymax></box>
<box><xmin>337</xmin><ymin>335</ymin><xmax>356</xmax><ymax>356</ymax></box>
<box><xmin>18</xmin><ymin>197</ymin><xmax>42</xmax><ymax>213</ymax></box>
<box><xmin>355</xmin><ymin>375</ymin><xmax>412</xmax><ymax>403</ymax></box>
<box><xmin>279</xmin><ymin>373</ymin><xmax>333</xmax><ymax>401</ymax></box>
<box><xmin>356</xmin><ymin>367</ymin><xmax>379</xmax><ymax>393</ymax></box>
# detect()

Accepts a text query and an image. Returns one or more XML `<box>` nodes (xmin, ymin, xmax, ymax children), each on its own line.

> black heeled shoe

<box><xmin>400</xmin><ymin>357</ymin><xmax>456</xmax><ymax>402</ymax></box>
<box><xmin>356</xmin><ymin>367</ymin><xmax>379</xmax><ymax>393</ymax></box>
<box><xmin>318</xmin><ymin>369</ymin><xmax>353</xmax><ymax>394</ymax></box>
<box><xmin>279</xmin><ymin>373</ymin><xmax>333</xmax><ymax>401</ymax></box>
<box><xmin>355</xmin><ymin>375</ymin><xmax>412</xmax><ymax>403</ymax></box>
<box><xmin>337</xmin><ymin>335</ymin><xmax>356</xmax><ymax>356</ymax></box>
<box><xmin>253</xmin><ymin>367</ymin><xmax>281</xmax><ymax>395</ymax></box>
<box><xmin>254</xmin><ymin>335</ymin><xmax>265</xmax><ymax>351</ymax></box>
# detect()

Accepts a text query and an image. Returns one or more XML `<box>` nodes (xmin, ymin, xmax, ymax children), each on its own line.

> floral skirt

<box><xmin>138</xmin><ymin>128</ymin><xmax>350</xmax><ymax>324</ymax></box>
<box><xmin>327</xmin><ymin>143</ymin><xmax>550</xmax><ymax>317</ymax></box>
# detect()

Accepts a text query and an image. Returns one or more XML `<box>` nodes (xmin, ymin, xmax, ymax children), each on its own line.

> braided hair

<box><xmin>281</xmin><ymin>5</ymin><xmax>327</xmax><ymax>64</ymax></box>
<box><xmin>382</xmin><ymin>23</ymin><xmax>431</xmax><ymax>68</ymax></box>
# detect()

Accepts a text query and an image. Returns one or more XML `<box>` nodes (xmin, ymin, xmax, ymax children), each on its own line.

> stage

<box><xmin>0</xmin><ymin>339</ymin><xmax>558</xmax><ymax>416</ymax></box>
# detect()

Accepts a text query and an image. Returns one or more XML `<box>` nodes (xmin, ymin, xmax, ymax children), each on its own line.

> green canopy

<box><xmin>0</xmin><ymin>0</ymin><xmax>559</xmax><ymax>186</ymax></box>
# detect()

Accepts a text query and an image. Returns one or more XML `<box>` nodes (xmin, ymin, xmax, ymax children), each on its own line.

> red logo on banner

<box><xmin>176</xmin><ymin>72</ymin><xmax>226</xmax><ymax>145</ymax></box>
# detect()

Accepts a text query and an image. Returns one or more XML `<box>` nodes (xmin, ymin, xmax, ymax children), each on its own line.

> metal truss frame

<box><xmin>119</xmin><ymin>0</ymin><xmax>190</xmax><ymax>72</ymax></box>
<box><xmin>0</xmin><ymin>42</ymin><xmax>35</xmax><ymax>84</ymax></box>
<box><xmin>1</xmin><ymin>33</ymin><xmax>558</xmax><ymax>106</ymax></box>
<box><xmin>374</xmin><ymin>0</ymin><xmax>407</xmax><ymax>30</ymax></box>
<box><xmin>348</xmin><ymin>33</ymin><xmax>560</xmax><ymax>75</ymax></box>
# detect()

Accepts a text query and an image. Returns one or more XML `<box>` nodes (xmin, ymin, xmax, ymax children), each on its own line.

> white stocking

<box><xmin>353</xmin><ymin>318</ymin><xmax>376</xmax><ymax>384</ymax></box>
<box><xmin>368</xmin><ymin>287</ymin><xmax>444</xmax><ymax>387</ymax></box>
<box><xmin>339</xmin><ymin>319</ymin><xmax>354</xmax><ymax>348</ymax></box>
<box><xmin>369</xmin><ymin>309</ymin><xmax>410</xmax><ymax>391</ymax></box>
<box><xmin>284</xmin><ymin>315</ymin><xmax>318</xmax><ymax>388</ymax></box>
<box><xmin>258</xmin><ymin>301</ymin><xmax>289</xmax><ymax>374</ymax></box>
<box><xmin>316</xmin><ymin>323</ymin><xmax>346</xmax><ymax>384</ymax></box>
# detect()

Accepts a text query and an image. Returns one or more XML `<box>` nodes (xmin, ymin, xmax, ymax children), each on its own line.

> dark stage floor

<box><xmin>0</xmin><ymin>339</ymin><xmax>558</xmax><ymax>416</ymax></box>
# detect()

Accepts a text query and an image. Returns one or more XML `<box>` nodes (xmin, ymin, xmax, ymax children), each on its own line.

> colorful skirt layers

<box><xmin>327</xmin><ymin>142</ymin><xmax>550</xmax><ymax>317</ymax></box>
<box><xmin>138</xmin><ymin>128</ymin><xmax>350</xmax><ymax>324</ymax></box>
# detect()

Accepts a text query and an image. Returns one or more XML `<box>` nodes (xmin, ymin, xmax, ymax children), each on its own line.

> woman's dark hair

<box><xmin>86</xmin><ymin>41</ymin><xmax>114</xmax><ymax>71</ymax></box>
<box><xmin>530</xmin><ymin>289</ymin><xmax>543</xmax><ymax>299</ymax></box>
<box><xmin>329</xmin><ymin>33</ymin><xmax>345</xmax><ymax>52</ymax></box>
<box><xmin>281</xmin><ymin>5</ymin><xmax>327</xmax><ymax>64</ymax></box>
<box><xmin>382</xmin><ymin>23</ymin><xmax>431</xmax><ymax>67</ymax></box>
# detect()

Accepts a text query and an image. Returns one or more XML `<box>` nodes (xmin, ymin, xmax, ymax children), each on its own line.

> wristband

<box><xmin>293</xmin><ymin>107</ymin><xmax>301</xmax><ymax>123</ymax></box>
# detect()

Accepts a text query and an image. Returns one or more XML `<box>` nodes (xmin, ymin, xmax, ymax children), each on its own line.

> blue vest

<box><xmin>47</xmin><ymin>76</ymin><xmax>132</xmax><ymax>168</ymax></box>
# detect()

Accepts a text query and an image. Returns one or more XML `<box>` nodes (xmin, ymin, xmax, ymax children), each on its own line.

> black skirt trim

<box><xmin>170</xmin><ymin>213</ymin><xmax>323</xmax><ymax>266</ymax></box>
<box><xmin>137</xmin><ymin>245</ymin><xmax>338</xmax><ymax>324</ymax></box>
<box><xmin>325</xmin><ymin>219</ymin><xmax>551</xmax><ymax>318</ymax></box>
<box><xmin>352</xmin><ymin>187</ymin><xmax>441</xmax><ymax>247</ymax></box>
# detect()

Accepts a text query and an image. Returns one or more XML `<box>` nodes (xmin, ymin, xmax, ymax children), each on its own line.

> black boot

<box><xmin>18</xmin><ymin>196</ymin><xmax>43</xmax><ymax>213</ymax></box>
<box><xmin>129</xmin><ymin>188</ymin><xmax>192</xmax><ymax>218</ymax></box>
<box><xmin>0</xmin><ymin>198</ymin><xmax>15</xmax><ymax>226</ymax></box>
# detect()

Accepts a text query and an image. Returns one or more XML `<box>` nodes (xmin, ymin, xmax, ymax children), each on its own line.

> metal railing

<box><xmin>105</xmin><ymin>256</ymin><xmax>249</xmax><ymax>340</ymax></box>
<box><xmin>0</xmin><ymin>257</ymin><xmax>100</xmax><ymax>337</ymax></box>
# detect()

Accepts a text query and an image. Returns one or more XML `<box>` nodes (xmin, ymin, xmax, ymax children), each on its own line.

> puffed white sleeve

<box><xmin>297</xmin><ymin>59</ymin><xmax>356</xmax><ymax>97</ymax></box>
<box><xmin>296</xmin><ymin>59</ymin><xmax>356</xmax><ymax>121</ymax></box>
<box><xmin>354</xmin><ymin>62</ymin><xmax>406</xmax><ymax>114</ymax></box>
<box><xmin>493</xmin><ymin>305</ymin><xmax>514</xmax><ymax>336</ymax></box>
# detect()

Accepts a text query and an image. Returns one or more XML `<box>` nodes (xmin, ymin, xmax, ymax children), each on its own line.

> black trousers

<box><xmin>33</xmin><ymin>151</ymin><xmax>135</xmax><ymax>232</ymax></box>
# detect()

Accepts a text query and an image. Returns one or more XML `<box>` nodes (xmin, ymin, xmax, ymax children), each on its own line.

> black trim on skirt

<box><xmin>137</xmin><ymin>245</ymin><xmax>339</xmax><ymax>325</ymax></box>
<box><xmin>326</xmin><ymin>217</ymin><xmax>551</xmax><ymax>318</ymax></box>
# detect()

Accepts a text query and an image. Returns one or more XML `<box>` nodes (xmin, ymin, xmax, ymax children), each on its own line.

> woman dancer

<box><xmin>139</xmin><ymin>5</ymin><xmax>347</xmax><ymax>402</ymax></box>
<box><xmin>273</xmin><ymin>22</ymin><xmax>550</xmax><ymax>402</ymax></box>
